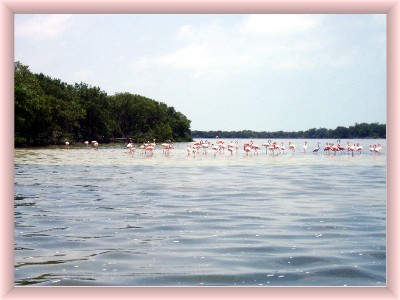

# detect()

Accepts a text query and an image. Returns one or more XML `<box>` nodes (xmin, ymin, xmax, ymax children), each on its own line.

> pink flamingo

<box><xmin>127</xmin><ymin>142</ymin><xmax>135</xmax><ymax>153</ymax></box>
<box><xmin>348</xmin><ymin>144</ymin><xmax>356</xmax><ymax>156</ymax></box>
<box><xmin>369</xmin><ymin>144</ymin><xmax>374</xmax><ymax>154</ymax></box>
<box><xmin>262</xmin><ymin>141</ymin><xmax>271</xmax><ymax>154</ymax></box>
<box><xmin>289</xmin><ymin>142</ymin><xmax>296</xmax><ymax>154</ymax></box>
<box><xmin>337</xmin><ymin>140</ymin><xmax>346</xmax><ymax>154</ymax></box>
<box><xmin>323</xmin><ymin>143</ymin><xmax>331</xmax><ymax>154</ymax></box>
<box><xmin>250</xmin><ymin>141</ymin><xmax>260</xmax><ymax>155</ymax></box>
<box><xmin>146</xmin><ymin>144</ymin><xmax>155</xmax><ymax>156</ymax></box>
<box><xmin>211</xmin><ymin>144</ymin><xmax>220</xmax><ymax>156</ymax></box>
<box><xmin>201</xmin><ymin>140</ymin><xmax>210</xmax><ymax>155</ymax></box>
<box><xmin>243</xmin><ymin>141</ymin><xmax>252</xmax><ymax>156</ymax></box>
<box><xmin>280</xmin><ymin>142</ymin><xmax>285</xmax><ymax>154</ymax></box>
<box><xmin>331</xmin><ymin>143</ymin><xmax>339</xmax><ymax>155</ymax></box>
<box><xmin>374</xmin><ymin>144</ymin><xmax>382</xmax><ymax>154</ymax></box>
<box><xmin>161</xmin><ymin>143</ymin><xmax>173</xmax><ymax>155</ymax></box>
<box><xmin>272</xmin><ymin>142</ymin><xmax>281</xmax><ymax>155</ymax></box>
<box><xmin>228</xmin><ymin>141</ymin><xmax>235</xmax><ymax>155</ymax></box>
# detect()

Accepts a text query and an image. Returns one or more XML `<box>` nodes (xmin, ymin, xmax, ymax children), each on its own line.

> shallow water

<box><xmin>14</xmin><ymin>139</ymin><xmax>386</xmax><ymax>286</ymax></box>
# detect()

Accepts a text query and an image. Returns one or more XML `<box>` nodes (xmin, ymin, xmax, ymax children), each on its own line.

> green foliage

<box><xmin>14</xmin><ymin>62</ymin><xmax>385</xmax><ymax>147</ymax></box>
<box><xmin>14</xmin><ymin>62</ymin><xmax>193</xmax><ymax>147</ymax></box>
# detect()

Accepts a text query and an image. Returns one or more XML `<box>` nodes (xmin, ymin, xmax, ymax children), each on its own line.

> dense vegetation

<box><xmin>15</xmin><ymin>61</ymin><xmax>385</xmax><ymax>147</ymax></box>
<box><xmin>192</xmin><ymin>122</ymin><xmax>386</xmax><ymax>140</ymax></box>
<box><xmin>15</xmin><ymin>62</ymin><xmax>192</xmax><ymax>147</ymax></box>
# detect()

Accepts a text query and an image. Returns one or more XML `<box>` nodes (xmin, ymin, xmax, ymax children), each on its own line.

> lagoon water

<box><xmin>14</xmin><ymin>139</ymin><xmax>386</xmax><ymax>286</ymax></box>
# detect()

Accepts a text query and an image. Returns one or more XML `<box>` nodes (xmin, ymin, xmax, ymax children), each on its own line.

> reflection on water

<box><xmin>14</xmin><ymin>139</ymin><xmax>386</xmax><ymax>286</ymax></box>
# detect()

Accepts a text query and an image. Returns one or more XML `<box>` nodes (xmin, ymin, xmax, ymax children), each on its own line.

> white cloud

<box><xmin>149</xmin><ymin>15</ymin><xmax>326</xmax><ymax>78</ymax></box>
<box><xmin>130</xmin><ymin>14</ymin><xmax>374</xmax><ymax>80</ymax></box>
<box><xmin>16</xmin><ymin>14</ymin><xmax>73</xmax><ymax>40</ymax></box>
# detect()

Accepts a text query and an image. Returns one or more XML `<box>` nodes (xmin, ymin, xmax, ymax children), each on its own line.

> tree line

<box><xmin>192</xmin><ymin>122</ymin><xmax>386</xmax><ymax>140</ymax></box>
<box><xmin>15</xmin><ymin>62</ymin><xmax>192</xmax><ymax>147</ymax></box>
<box><xmin>15</xmin><ymin>61</ymin><xmax>385</xmax><ymax>147</ymax></box>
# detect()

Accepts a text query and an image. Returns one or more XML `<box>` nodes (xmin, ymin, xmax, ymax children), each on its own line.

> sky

<box><xmin>14</xmin><ymin>14</ymin><xmax>386</xmax><ymax>132</ymax></box>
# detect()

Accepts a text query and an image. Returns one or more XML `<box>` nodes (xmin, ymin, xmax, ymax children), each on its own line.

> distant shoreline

<box><xmin>191</xmin><ymin>122</ymin><xmax>386</xmax><ymax>140</ymax></box>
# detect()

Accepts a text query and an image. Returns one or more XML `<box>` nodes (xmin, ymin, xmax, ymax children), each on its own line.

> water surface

<box><xmin>14</xmin><ymin>139</ymin><xmax>386</xmax><ymax>286</ymax></box>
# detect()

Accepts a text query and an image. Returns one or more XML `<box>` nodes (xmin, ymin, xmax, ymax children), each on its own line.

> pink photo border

<box><xmin>1</xmin><ymin>0</ymin><xmax>399</xmax><ymax>299</ymax></box>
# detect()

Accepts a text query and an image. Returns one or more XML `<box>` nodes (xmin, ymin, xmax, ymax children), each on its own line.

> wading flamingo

<box><xmin>289</xmin><ymin>142</ymin><xmax>296</xmax><ymax>154</ymax></box>
<box><xmin>161</xmin><ymin>143</ymin><xmax>173</xmax><ymax>154</ymax></box>
<box><xmin>369</xmin><ymin>144</ymin><xmax>374</xmax><ymax>154</ymax></box>
<box><xmin>250</xmin><ymin>141</ymin><xmax>261</xmax><ymax>155</ymax></box>
<box><xmin>374</xmin><ymin>144</ymin><xmax>382</xmax><ymax>154</ymax></box>
<box><xmin>356</xmin><ymin>143</ymin><xmax>363</xmax><ymax>154</ymax></box>
<box><xmin>146</xmin><ymin>143</ymin><xmax>155</xmax><ymax>156</ymax></box>
<box><xmin>313</xmin><ymin>142</ymin><xmax>320</xmax><ymax>154</ymax></box>
<box><xmin>127</xmin><ymin>142</ymin><xmax>135</xmax><ymax>153</ymax></box>
<box><xmin>280</xmin><ymin>142</ymin><xmax>285</xmax><ymax>154</ymax></box>
<box><xmin>228</xmin><ymin>141</ymin><xmax>235</xmax><ymax>155</ymax></box>
<box><xmin>323</xmin><ymin>143</ymin><xmax>331</xmax><ymax>154</ymax></box>
<box><xmin>303</xmin><ymin>141</ymin><xmax>308</xmax><ymax>154</ymax></box>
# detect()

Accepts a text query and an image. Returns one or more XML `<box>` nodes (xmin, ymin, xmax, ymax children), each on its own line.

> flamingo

<box><xmin>127</xmin><ymin>142</ymin><xmax>135</xmax><ymax>153</ymax></box>
<box><xmin>268</xmin><ymin>141</ymin><xmax>276</xmax><ymax>155</ymax></box>
<box><xmin>161</xmin><ymin>143</ymin><xmax>173</xmax><ymax>154</ymax></box>
<box><xmin>356</xmin><ymin>143</ymin><xmax>363</xmax><ymax>154</ymax></box>
<box><xmin>146</xmin><ymin>143</ymin><xmax>155</xmax><ymax>156</ymax></box>
<box><xmin>192</xmin><ymin>141</ymin><xmax>202</xmax><ymax>154</ymax></box>
<box><xmin>228</xmin><ymin>141</ymin><xmax>235</xmax><ymax>155</ymax></box>
<box><xmin>323</xmin><ymin>142</ymin><xmax>331</xmax><ymax>154</ymax></box>
<box><xmin>348</xmin><ymin>144</ymin><xmax>356</xmax><ymax>157</ymax></box>
<box><xmin>303</xmin><ymin>141</ymin><xmax>308</xmax><ymax>154</ymax></box>
<box><xmin>65</xmin><ymin>141</ymin><xmax>70</xmax><ymax>146</ymax></box>
<box><xmin>268</xmin><ymin>143</ymin><xmax>275</xmax><ymax>155</ymax></box>
<box><xmin>280</xmin><ymin>142</ymin><xmax>285</xmax><ymax>154</ymax></box>
<box><xmin>140</xmin><ymin>142</ymin><xmax>147</xmax><ymax>155</ymax></box>
<box><xmin>211</xmin><ymin>144</ymin><xmax>220</xmax><ymax>156</ymax></box>
<box><xmin>345</xmin><ymin>141</ymin><xmax>351</xmax><ymax>154</ymax></box>
<box><xmin>150</xmin><ymin>139</ymin><xmax>156</xmax><ymax>148</ymax></box>
<box><xmin>272</xmin><ymin>142</ymin><xmax>281</xmax><ymax>155</ymax></box>
<box><xmin>289</xmin><ymin>142</ymin><xmax>296</xmax><ymax>154</ymax></box>
<box><xmin>216</xmin><ymin>138</ymin><xmax>226</xmax><ymax>154</ymax></box>
<box><xmin>244</xmin><ymin>141</ymin><xmax>251</xmax><ymax>152</ymax></box>
<box><xmin>331</xmin><ymin>143</ymin><xmax>339</xmax><ymax>155</ymax></box>
<box><xmin>201</xmin><ymin>140</ymin><xmax>210</xmax><ymax>155</ymax></box>
<box><xmin>84</xmin><ymin>141</ymin><xmax>89</xmax><ymax>147</ymax></box>
<box><xmin>192</xmin><ymin>146</ymin><xmax>198</xmax><ymax>157</ymax></box>
<box><xmin>337</xmin><ymin>140</ymin><xmax>346</xmax><ymax>154</ymax></box>
<box><xmin>244</xmin><ymin>144</ymin><xmax>252</xmax><ymax>156</ymax></box>
<box><xmin>250</xmin><ymin>141</ymin><xmax>260</xmax><ymax>155</ymax></box>
<box><xmin>262</xmin><ymin>141</ymin><xmax>271</xmax><ymax>154</ymax></box>
<box><xmin>313</xmin><ymin>142</ymin><xmax>320</xmax><ymax>154</ymax></box>
<box><xmin>91</xmin><ymin>141</ymin><xmax>99</xmax><ymax>149</ymax></box>
<box><xmin>369</xmin><ymin>144</ymin><xmax>374</xmax><ymax>154</ymax></box>
<box><xmin>374</xmin><ymin>144</ymin><xmax>382</xmax><ymax>154</ymax></box>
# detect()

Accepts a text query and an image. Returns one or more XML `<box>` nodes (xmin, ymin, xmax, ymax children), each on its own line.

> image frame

<box><xmin>1</xmin><ymin>0</ymin><xmax>399</xmax><ymax>299</ymax></box>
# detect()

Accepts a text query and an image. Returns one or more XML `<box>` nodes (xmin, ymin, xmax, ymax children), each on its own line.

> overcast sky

<box><xmin>14</xmin><ymin>14</ymin><xmax>386</xmax><ymax>132</ymax></box>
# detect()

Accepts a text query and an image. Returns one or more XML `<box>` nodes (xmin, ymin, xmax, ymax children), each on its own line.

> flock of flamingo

<box><xmin>102</xmin><ymin>137</ymin><xmax>383</xmax><ymax>157</ymax></box>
